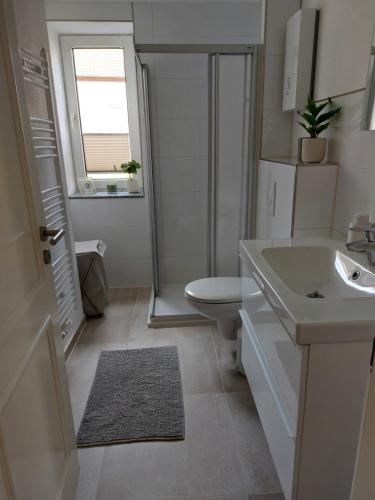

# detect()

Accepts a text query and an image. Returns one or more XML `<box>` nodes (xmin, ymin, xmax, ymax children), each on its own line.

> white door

<box><xmin>0</xmin><ymin>0</ymin><xmax>79</xmax><ymax>499</ymax></box>
<box><xmin>351</xmin><ymin>357</ymin><xmax>375</xmax><ymax>500</ymax></box>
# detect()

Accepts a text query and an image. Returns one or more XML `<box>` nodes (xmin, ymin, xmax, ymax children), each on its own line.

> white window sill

<box><xmin>69</xmin><ymin>188</ymin><xmax>144</xmax><ymax>199</ymax></box>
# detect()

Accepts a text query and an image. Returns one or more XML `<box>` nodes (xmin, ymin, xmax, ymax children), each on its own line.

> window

<box><xmin>61</xmin><ymin>36</ymin><xmax>142</xmax><ymax>190</ymax></box>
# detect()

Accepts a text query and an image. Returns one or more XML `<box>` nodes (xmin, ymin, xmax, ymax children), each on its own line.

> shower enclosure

<box><xmin>136</xmin><ymin>46</ymin><xmax>259</xmax><ymax>326</ymax></box>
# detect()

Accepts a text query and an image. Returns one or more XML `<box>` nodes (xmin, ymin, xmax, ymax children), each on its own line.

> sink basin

<box><xmin>240</xmin><ymin>237</ymin><xmax>375</xmax><ymax>344</ymax></box>
<box><xmin>261</xmin><ymin>246</ymin><xmax>375</xmax><ymax>298</ymax></box>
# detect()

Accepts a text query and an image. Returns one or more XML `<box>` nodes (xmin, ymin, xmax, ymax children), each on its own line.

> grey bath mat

<box><xmin>77</xmin><ymin>346</ymin><xmax>185</xmax><ymax>447</ymax></box>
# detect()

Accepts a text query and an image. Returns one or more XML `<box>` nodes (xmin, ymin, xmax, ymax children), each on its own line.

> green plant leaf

<box><xmin>307</xmin><ymin>96</ymin><xmax>319</xmax><ymax>116</ymax></box>
<box><xmin>315</xmin><ymin>122</ymin><xmax>330</xmax><ymax>136</ymax></box>
<box><xmin>298</xmin><ymin>122</ymin><xmax>314</xmax><ymax>136</ymax></box>
<box><xmin>315</xmin><ymin>100</ymin><xmax>331</xmax><ymax>115</ymax></box>
<box><xmin>300</xmin><ymin>112</ymin><xmax>317</xmax><ymax>126</ymax></box>
<box><xmin>316</xmin><ymin>108</ymin><xmax>341</xmax><ymax>124</ymax></box>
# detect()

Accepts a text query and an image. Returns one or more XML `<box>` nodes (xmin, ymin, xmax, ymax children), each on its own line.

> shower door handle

<box><xmin>40</xmin><ymin>226</ymin><xmax>65</xmax><ymax>246</ymax></box>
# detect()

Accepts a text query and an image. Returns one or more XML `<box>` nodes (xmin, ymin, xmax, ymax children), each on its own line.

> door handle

<box><xmin>40</xmin><ymin>225</ymin><xmax>65</xmax><ymax>246</ymax></box>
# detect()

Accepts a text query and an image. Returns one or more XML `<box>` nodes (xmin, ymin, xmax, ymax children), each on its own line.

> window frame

<box><xmin>60</xmin><ymin>35</ymin><xmax>142</xmax><ymax>190</ymax></box>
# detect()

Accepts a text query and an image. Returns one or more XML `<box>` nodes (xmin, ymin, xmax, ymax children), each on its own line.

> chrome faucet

<box><xmin>346</xmin><ymin>224</ymin><xmax>375</xmax><ymax>266</ymax></box>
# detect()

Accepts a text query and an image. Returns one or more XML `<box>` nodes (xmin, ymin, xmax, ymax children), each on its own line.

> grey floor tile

<box><xmin>104</xmin><ymin>287</ymin><xmax>138</xmax><ymax>319</ymax></box>
<box><xmin>213</xmin><ymin>336</ymin><xmax>250</xmax><ymax>393</ymax></box>
<box><xmin>67</xmin><ymin>341</ymin><xmax>126</xmax><ymax>429</ymax></box>
<box><xmin>248</xmin><ymin>494</ymin><xmax>285</xmax><ymax>500</ymax></box>
<box><xmin>95</xmin><ymin>394</ymin><xmax>247</xmax><ymax>500</ymax></box>
<box><xmin>226</xmin><ymin>393</ymin><xmax>282</xmax><ymax>495</ymax></box>
<box><xmin>177</xmin><ymin>337</ymin><xmax>224</xmax><ymax>394</ymax></box>
<box><xmin>124</xmin><ymin>336</ymin><xmax>224</xmax><ymax>395</ymax></box>
<box><xmin>78</xmin><ymin>316</ymin><xmax>131</xmax><ymax>344</ymax></box>
<box><xmin>68</xmin><ymin>287</ymin><xmax>283</xmax><ymax>500</ymax></box>
<box><xmin>162</xmin><ymin>496</ymin><xmax>248</xmax><ymax>500</ymax></box>
<box><xmin>74</xmin><ymin>447</ymin><xmax>105</xmax><ymax>500</ymax></box>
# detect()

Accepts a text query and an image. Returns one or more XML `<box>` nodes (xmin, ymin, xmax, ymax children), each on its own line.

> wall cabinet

<box><xmin>283</xmin><ymin>8</ymin><xmax>318</xmax><ymax>112</ymax></box>
<box><xmin>256</xmin><ymin>159</ymin><xmax>337</xmax><ymax>240</ymax></box>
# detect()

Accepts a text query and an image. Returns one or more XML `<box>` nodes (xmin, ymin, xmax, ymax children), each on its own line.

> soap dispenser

<box><xmin>347</xmin><ymin>214</ymin><xmax>370</xmax><ymax>243</ymax></box>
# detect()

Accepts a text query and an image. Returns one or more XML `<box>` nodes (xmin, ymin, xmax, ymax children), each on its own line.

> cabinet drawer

<box><xmin>241</xmin><ymin>318</ymin><xmax>297</xmax><ymax>500</ymax></box>
<box><xmin>241</xmin><ymin>266</ymin><xmax>304</xmax><ymax>436</ymax></box>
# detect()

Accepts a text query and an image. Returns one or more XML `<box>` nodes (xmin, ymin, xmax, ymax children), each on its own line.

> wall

<box><xmin>45</xmin><ymin>1</ymin><xmax>263</xmax><ymax>287</ymax></box>
<box><xmin>45</xmin><ymin>1</ymin><xmax>132</xmax><ymax>21</ymax></box>
<box><xmin>260</xmin><ymin>0</ymin><xmax>300</xmax><ymax>158</ymax></box>
<box><xmin>292</xmin><ymin>0</ymin><xmax>375</xmax><ymax>236</ymax></box>
<box><xmin>133</xmin><ymin>1</ymin><xmax>262</xmax><ymax>283</ymax></box>
<box><xmin>47</xmin><ymin>20</ymin><xmax>152</xmax><ymax>287</ymax></box>
<box><xmin>133</xmin><ymin>1</ymin><xmax>261</xmax><ymax>45</ymax></box>
<box><xmin>69</xmin><ymin>197</ymin><xmax>153</xmax><ymax>286</ymax></box>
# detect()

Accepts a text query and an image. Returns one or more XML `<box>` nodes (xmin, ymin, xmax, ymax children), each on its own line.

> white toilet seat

<box><xmin>184</xmin><ymin>277</ymin><xmax>243</xmax><ymax>304</ymax></box>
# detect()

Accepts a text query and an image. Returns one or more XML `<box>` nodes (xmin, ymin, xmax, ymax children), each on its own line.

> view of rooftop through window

<box><xmin>72</xmin><ymin>48</ymin><xmax>131</xmax><ymax>173</ymax></box>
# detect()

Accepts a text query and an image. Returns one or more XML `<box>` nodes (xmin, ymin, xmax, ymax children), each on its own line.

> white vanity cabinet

<box><xmin>240</xmin><ymin>253</ymin><xmax>372</xmax><ymax>500</ymax></box>
<box><xmin>256</xmin><ymin>159</ymin><xmax>337</xmax><ymax>240</ymax></box>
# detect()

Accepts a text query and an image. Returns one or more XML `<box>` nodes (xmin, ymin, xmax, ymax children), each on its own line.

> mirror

<box><xmin>361</xmin><ymin>25</ymin><xmax>375</xmax><ymax>130</ymax></box>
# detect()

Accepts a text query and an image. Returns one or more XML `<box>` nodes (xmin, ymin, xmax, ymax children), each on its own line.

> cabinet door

<box><xmin>269</xmin><ymin>163</ymin><xmax>295</xmax><ymax>238</ymax></box>
<box><xmin>256</xmin><ymin>161</ymin><xmax>295</xmax><ymax>239</ymax></box>
<box><xmin>256</xmin><ymin>160</ymin><xmax>272</xmax><ymax>239</ymax></box>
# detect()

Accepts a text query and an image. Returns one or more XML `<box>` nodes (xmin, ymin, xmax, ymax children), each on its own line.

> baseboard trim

<box><xmin>64</xmin><ymin>317</ymin><xmax>87</xmax><ymax>361</ymax></box>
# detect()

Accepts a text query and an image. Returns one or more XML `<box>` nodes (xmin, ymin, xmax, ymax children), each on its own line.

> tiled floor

<box><xmin>68</xmin><ymin>287</ymin><xmax>284</xmax><ymax>500</ymax></box>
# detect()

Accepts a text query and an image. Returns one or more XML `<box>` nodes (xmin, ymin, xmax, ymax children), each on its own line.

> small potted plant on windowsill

<box><xmin>120</xmin><ymin>160</ymin><xmax>142</xmax><ymax>193</ymax></box>
<box><xmin>107</xmin><ymin>165</ymin><xmax>118</xmax><ymax>193</ymax></box>
<box><xmin>298</xmin><ymin>96</ymin><xmax>341</xmax><ymax>163</ymax></box>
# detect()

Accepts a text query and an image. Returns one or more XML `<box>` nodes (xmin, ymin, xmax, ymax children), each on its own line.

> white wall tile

<box><xmin>260</xmin><ymin>1</ymin><xmax>297</xmax><ymax>159</ymax></box>
<box><xmin>265</xmin><ymin>0</ymin><xmax>300</xmax><ymax>56</ymax></box>
<box><xmin>263</xmin><ymin>55</ymin><xmax>285</xmax><ymax>111</ymax></box>
<box><xmin>44</xmin><ymin>1</ymin><xmax>133</xmax><ymax>22</ymax></box>
<box><xmin>151</xmin><ymin>54</ymin><xmax>208</xmax><ymax>80</ymax></box>
<box><xmin>199</xmin><ymin>119</ymin><xmax>209</xmax><ymax>158</ymax></box>
<box><xmin>151</xmin><ymin>2</ymin><xmax>261</xmax><ymax>43</ymax></box>
<box><xmin>160</xmin><ymin>225</ymin><xmax>206</xmax><ymax>257</ymax></box>
<box><xmin>157</xmin><ymin>157</ymin><xmax>199</xmax><ymax>193</ymax></box>
<box><xmin>157</xmin><ymin>119</ymin><xmax>201</xmax><ymax>157</ymax></box>
<box><xmin>132</xmin><ymin>2</ymin><xmax>153</xmax><ymax>44</ymax></box>
<box><xmin>69</xmin><ymin>198</ymin><xmax>150</xmax><ymax>228</ymax></box>
<box><xmin>74</xmin><ymin>225</ymin><xmax>151</xmax><ymax>259</ymax></box>
<box><xmin>261</xmin><ymin>109</ymin><xmax>292</xmax><ymax>158</ymax></box>
<box><xmin>156</xmin><ymin>156</ymin><xmax>208</xmax><ymax>194</ymax></box>
<box><xmin>155</xmin><ymin>79</ymin><xmax>208</xmax><ymax>120</ymax></box>
<box><xmin>333</xmin><ymin>166</ymin><xmax>375</xmax><ymax>235</ymax></box>
<box><xmin>160</xmin><ymin>256</ymin><xmax>207</xmax><ymax>283</ymax></box>
<box><xmin>69</xmin><ymin>197</ymin><xmax>153</xmax><ymax>286</ymax></box>
<box><xmin>104</xmin><ymin>258</ymin><xmax>153</xmax><ymax>287</ymax></box>
<box><xmin>159</xmin><ymin>192</ymin><xmax>205</xmax><ymax>226</ymax></box>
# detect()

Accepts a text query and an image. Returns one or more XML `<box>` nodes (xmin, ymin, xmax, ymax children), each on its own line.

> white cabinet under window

<box><xmin>256</xmin><ymin>159</ymin><xmax>337</xmax><ymax>240</ymax></box>
<box><xmin>61</xmin><ymin>35</ymin><xmax>142</xmax><ymax>189</ymax></box>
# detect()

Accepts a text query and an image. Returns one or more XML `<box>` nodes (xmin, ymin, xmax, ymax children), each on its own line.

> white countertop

<box><xmin>240</xmin><ymin>237</ymin><xmax>375</xmax><ymax>344</ymax></box>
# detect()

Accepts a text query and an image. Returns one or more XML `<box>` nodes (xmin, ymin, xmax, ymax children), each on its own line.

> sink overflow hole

<box><xmin>351</xmin><ymin>270</ymin><xmax>361</xmax><ymax>281</ymax></box>
<box><xmin>306</xmin><ymin>291</ymin><xmax>325</xmax><ymax>299</ymax></box>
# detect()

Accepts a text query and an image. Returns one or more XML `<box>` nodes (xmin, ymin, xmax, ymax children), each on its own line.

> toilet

<box><xmin>184</xmin><ymin>277</ymin><xmax>263</xmax><ymax>340</ymax></box>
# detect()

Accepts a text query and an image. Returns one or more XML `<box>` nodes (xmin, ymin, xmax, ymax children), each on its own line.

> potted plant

<box><xmin>298</xmin><ymin>96</ymin><xmax>341</xmax><ymax>163</ymax></box>
<box><xmin>120</xmin><ymin>160</ymin><xmax>142</xmax><ymax>193</ymax></box>
<box><xmin>107</xmin><ymin>165</ymin><xmax>118</xmax><ymax>193</ymax></box>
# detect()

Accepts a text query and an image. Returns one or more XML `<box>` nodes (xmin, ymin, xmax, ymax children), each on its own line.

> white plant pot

<box><xmin>127</xmin><ymin>178</ymin><xmax>139</xmax><ymax>193</ymax></box>
<box><xmin>300</xmin><ymin>137</ymin><xmax>327</xmax><ymax>163</ymax></box>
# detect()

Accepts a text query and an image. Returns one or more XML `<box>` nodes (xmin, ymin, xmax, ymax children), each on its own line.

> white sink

<box><xmin>240</xmin><ymin>237</ymin><xmax>375</xmax><ymax>344</ymax></box>
<box><xmin>261</xmin><ymin>246</ymin><xmax>375</xmax><ymax>298</ymax></box>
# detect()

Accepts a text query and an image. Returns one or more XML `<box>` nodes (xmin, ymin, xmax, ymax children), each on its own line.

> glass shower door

<box><xmin>137</xmin><ymin>50</ymin><xmax>256</xmax><ymax>325</ymax></box>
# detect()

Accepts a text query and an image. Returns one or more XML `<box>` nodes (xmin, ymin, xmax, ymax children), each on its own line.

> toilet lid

<box><xmin>185</xmin><ymin>277</ymin><xmax>259</xmax><ymax>304</ymax></box>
